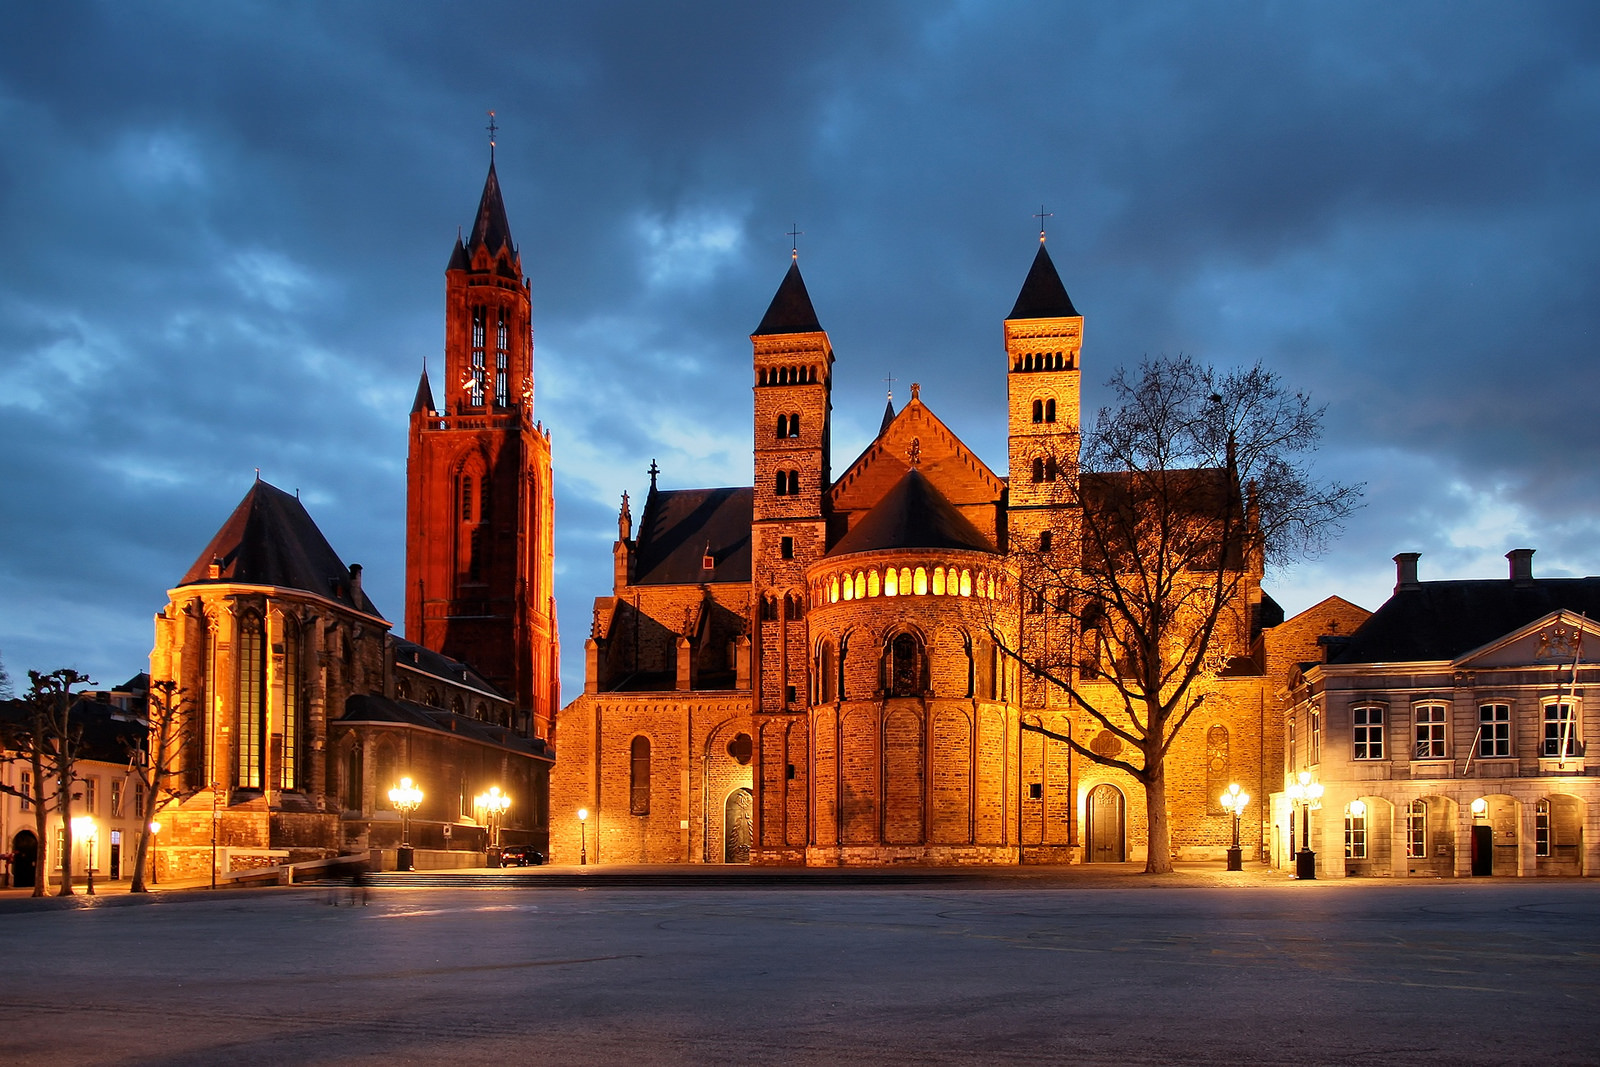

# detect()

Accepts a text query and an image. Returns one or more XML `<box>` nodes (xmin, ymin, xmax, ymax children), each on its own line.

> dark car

<box><xmin>500</xmin><ymin>845</ymin><xmax>546</xmax><ymax>867</ymax></box>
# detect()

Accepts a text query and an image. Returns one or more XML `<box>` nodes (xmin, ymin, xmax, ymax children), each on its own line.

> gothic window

<box><xmin>1205</xmin><ymin>725</ymin><xmax>1229</xmax><ymax>814</ymax></box>
<box><xmin>495</xmin><ymin>309</ymin><xmax>509</xmax><ymax>406</ymax></box>
<box><xmin>343</xmin><ymin>745</ymin><xmax>362</xmax><ymax>812</ymax></box>
<box><xmin>280</xmin><ymin>619</ymin><xmax>301</xmax><ymax>790</ymax></box>
<box><xmin>785</xmin><ymin>594</ymin><xmax>803</xmax><ymax>621</ymax></box>
<box><xmin>885</xmin><ymin>632</ymin><xmax>925</xmax><ymax>697</ymax></box>
<box><xmin>470</xmin><ymin>307</ymin><xmax>486</xmax><ymax>406</ymax></box>
<box><xmin>236</xmin><ymin>612</ymin><xmax>265</xmax><ymax>789</ymax></box>
<box><xmin>760</xmin><ymin>595</ymin><xmax>777</xmax><ymax>621</ymax></box>
<box><xmin>630</xmin><ymin>736</ymin><xmax>651</xmax><ymax>815</ymax></box>
<box><xmin>187</xmin><ymin>612</ymin><xmax>211</xmax><ymax>790</ymax></box>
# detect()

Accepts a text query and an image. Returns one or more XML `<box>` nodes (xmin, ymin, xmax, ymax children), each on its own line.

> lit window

<box><xmin>111</xmin><ymin>780</ymin><xmax>123</xmax><ymax>818</ymax></box>
<box><xmin>959</xmin><ymin>570</ymin><xmax>972</xmax><ymax>597</ymax></box>
<box><xmin>1413</xmin><ymin>704</ymin><xmax>1447</xmax><ymax>759</ymax></box>
<box><xmin>1478</xmin><ymin>704</ymin><xmax>1511</xmax><ymax>757</ymax></box>
<box><xmin>867</xmin><ymin>569</ymin><xmax>879</xmax><ymax>597</ymax></box>
<box><xmin>1535</xmin><ymin>799</ymin><xmax>1551</xmax><ymax>857</ymax></box>
<box><xmin>932</xmin><ymin>567</ymin><xmax>945</xmax><ymax>595</ymax></box>
<box><xmin>630</xmin><ymin>736</ymin><xmax>651</xmax><ymax>815</ymax></box>
<box><xmin>854</xmin><ymin>571</ymin><xmax>865</xmax><ymax>599</ymax></box>
<box><xmin>914</xmin><ymin>567</ymin><xmax>927</xmax><ymax>595</ymax></box>
<box><xmin>885</xmin><ymin>568</ymin><xmax>898</xmax><ymax>596</ymax></box>
<box><xmin>1344</xmin><ymin>801</ymin><xmax>1367</xmax><ymax>859</ymax></box>
<box><xmin>1406</xmin><ymin>800</ymin><xmax>1427</xmax><ymax>858</ymax></box>
<box><xmin>237</xmin><ymin>614</ymin><xmax>265</xmax><ymax>788</ymax></box>
<box><xmin>1352</xmin><ymin>706</ymin><xmax>1384</xmax><ymax>760</ymax></box>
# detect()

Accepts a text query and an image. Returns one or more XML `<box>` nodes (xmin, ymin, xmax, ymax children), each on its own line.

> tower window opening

<box><xmin>1045</xmin><ymin>398</ymin><xmax>1056</xmax><ymax>422</ymax></box>
<box><xmin>1032</xmin><ymin>399</ymin><xmax>1043</xmax><ymax>423</ymax></box>
<box><xmin>470</xmin><ymin>307</ymin><xmax>486</xmax><ymax>407</ymax></box>
<box><xmin>494</xmin><ymin>309</ymin><xmax>509</xmax><ymax>406</ymax></box>
<box><xmin>1032</xmin><ymin>457</ymin><xmax>1044</xmax><ymax>483</ymax></box>
<box><xmin>781</xmin><ymin>536</ymin><xmax>794</xmax><ymax>560</ymax></box>
<box><xmin>1044</xmin><ymin>456</ymin><xmax>1058</xmax><ymax>482</ymax></box>
<box><xmin>1039</xmin><ymin>530</ymin><xmax>1052</xmax><ymax>552</ymax></box>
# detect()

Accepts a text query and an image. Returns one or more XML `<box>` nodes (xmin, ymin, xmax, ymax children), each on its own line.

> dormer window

<box><xmin>702</xmin><ymin>552</ymin><xmax>715</xmax><ymax>571</ymax></box>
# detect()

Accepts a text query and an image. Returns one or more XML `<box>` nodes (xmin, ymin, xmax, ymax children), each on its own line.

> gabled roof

<box><xmin>1331</xmin><ymin>578</ymin><xmax>1600</xmax><ymax>665</ymax></box>
<box><xmin>753</xmin><ymin>259</ymin><xmax>822</xmax><ymax>336</ymax></box>
<box><xmin>829</xmin><ymin>469</ymin><xmax>997</xmax><ymax>556</ymax></box>
<box><xmin>392</xmin><ymin>637</ymin><xmax>506</xmax><ymax>701</ymax></box>
<box><xmin>633</xmin><ymin>486</ymin><xmax>754</xmax><ymax>585</ymax></box>
<box><xmin>177</xmin><ymin>480</ymin><xmax>382</xmax><ymax>617</ymax></box>
<box><xmin>1007</xmin><ymin>242</ymin><xmax>1079</xmax><ymax>320</ymax></box>
<box><xmin>337</xmin><ymin>694</ymin><xmax>549</xmax><ymax>759</ymax></box>
<box><xmin>411</xmin><ymin>366</ymin><xmax>435</xmax><ymax>414</ymax></box>
<box><xmin>467</xmin><ymin>159</ymin><xmax>514</xmax><ymax>255</ymax></box>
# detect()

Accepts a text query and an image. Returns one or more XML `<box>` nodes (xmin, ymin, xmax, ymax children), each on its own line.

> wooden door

<box><xmin>1087</xmin><ymin>784</ymin><xmax>1125</xmax><ymax>863</ymax></box>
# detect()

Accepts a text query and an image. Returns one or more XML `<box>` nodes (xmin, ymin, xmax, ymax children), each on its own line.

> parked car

<box><xmin>500</xmin><ymin>845</ymin><xmax>546</xmax><ymax>867</ymax></box>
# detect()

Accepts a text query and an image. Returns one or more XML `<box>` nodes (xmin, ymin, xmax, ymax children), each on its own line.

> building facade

<box><xmin>1278</xmin><ymin>550</ymin><xmax>1599</xmax><ymax>877</ymax></box>
<box><xmin>551</xmin><ymin>242</ymin><xmax>1316</xmax><ymax>866</ymax></box>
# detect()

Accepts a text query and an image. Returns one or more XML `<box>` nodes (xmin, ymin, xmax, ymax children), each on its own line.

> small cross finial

<box><xmin>254</xmin><ymin>467</ymin><xmax>260</xmax><ymax>481</ymax></box>
<box><xmin>787</xmin><ymin>223</ymin><xmax>803</xmax><ymax>259</ymax></box>
<box><xmin>1033</xmin><ymin>204</ymin><xmax>1053</xmax><ymax>243</ymax></box>
<box><xmin>648</xmin><ymin>459</ymin><xmax>660</xmax><ymax>489</ymax></box>
<box><xmin>883</xmin><ymin>371</ymin><xmax>896</xmax><ymax>402</ymax></box>
<box><xmin>486</xmin><ymin>110</ymin><xmax>498</xmax><ymax>158</ymax></box>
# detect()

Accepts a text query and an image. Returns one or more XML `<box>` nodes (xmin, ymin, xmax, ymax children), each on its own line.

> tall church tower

<box><xmin>750</xmin><ymin>255</ymin><xmax>832</xmax><ymax>861</ymax></box>
<box><xmin>405</xmin><ymin>152</ymin><xmax>559</xmax><ymax>738</ymax></box>
<box><xmin>1005</xmin><ymin>237</ymin><xmax>1082</xmax><ymax>707</ymax></box>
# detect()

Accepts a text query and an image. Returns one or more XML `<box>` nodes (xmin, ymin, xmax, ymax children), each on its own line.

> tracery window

<box><xmin>280</xmin><ymin>619</ymin><xmax>301</xmax><ymax>790</ymax></box>
<box><xmin>236</xmin><ymin>612</ymin><xmax>265</xmax><ymax>789</ymax></box>
<box><xmin>494</xmin><ymin>309</ymin><xmax>509</xmax><ymax>406</ymax></box>
<box><xmin>469</xmin><ymin>307</ymin><xmax>486</xmax><ymax>406</ymax></box>
<box><xmin>630</xmin><ymin>736</ymin><xmax>651</xmax><ymax>815</ymax></box>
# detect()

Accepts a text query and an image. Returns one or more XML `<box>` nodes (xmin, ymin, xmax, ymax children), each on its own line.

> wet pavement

<box><xmin>2</xmin><ymin>866</ymin><xmax>1596</xmax><ymax>1064</ymax></box>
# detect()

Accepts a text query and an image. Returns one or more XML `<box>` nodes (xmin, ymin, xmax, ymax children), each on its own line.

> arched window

<box><xmin>775</xmin><ymin>471</ymin><xmax>787</xmax><ymax>495</ymax></box>
<box><xmin>494</xmin><ymin>308</ymin><xmax>509</xmax><ymax>407</ymax></box>
<box><xmin>788</xmin><ymin>413</ymin><xmax>801</xmax><ymax>437</ymax></box>
<box><xmin>1044</xmin><ymin>456</ymin><xmax>1058</xmax><ymax>482</ymax></box>
<box><xmin>785</xmin><ymin>594</ymin><xmax>803</xmax><ymax>621</ymax></box>
<box><xmin>914</xmin><ymin>567</ymin><xmax>928</xmax><ymax>595</ymax></box>
<box><xmin>469</xmin><ymin>306</ymin><xmax>486</xmax><ymax>406</ymax></box>
<box><xmin>828</xmin><ymin>577</ymin><xmax>839</xmax><ymax>604</ymax></box>
<box><xmin>1031</xmin><ymin>399</ymin><xmax>1043</xmax><ymax>423</ymax></box>
<box><xmin>396</xmin><ymin>677</ymin><xmax>411</xmax><ymax>701</ymax></box>
<box><xmin>818</xmin><ymin>640</ymin><xmax>836</xmax><ymax>703</ymax></box>
<box><xmin>343</xmin><ymin>745</ymin><xmax>362</xmax><ymax>812</ymax></box>
<box><xmin>959</xmin><ymin>570</ymin><xmax>972</xmax><ymax>597</ymax></box>
<box><xmin>932</xmin><ymin>567</ymin><xmax>946</xmax><ymax>595</ymax></box>
<box><xmin>886</xmin><ymin>632</ymin><xmax>924</xmax><ymax>697</ymax></box>
<box><xmin>236</xmin><ymin>612</ymin><xmax>265</xmax><ymax>789</ymax></box>
<box><xmin>450</xmin><ymin>694</ymin><xmax>465</xmax><ymax>716</ymax></box>
<box><xmin>867</xmin><ymin>569</ymin><xmax>880</xmax><ymax>597</ymax></box>
<box><xmin>854</xmin><ymin>571</ymin><xmax>866</xmax><ymax>599</ymax></box>
<box><xmin>630</xmin><ymin>736</ymin><xmax>651</xmax><ymax>815</ymax></box>
<box><xmin>279</xmin><ymin>618</ymin><xmax>302</xmax><ymax>790</ymax></box>
<box><xmin>885</xmin><ymin>568</ymin><xmax>899</xmax><ymax>596</ymax></box>
<box><xmin>1039</xmin><ymin>530</ymin><xmax>1052</xmax><ymax>552</ymax></box>
<box><xmin>1032</xmin><ymin>457</ymin><xmax>1044</xmax><ymax>483</ymax></box>
<box><xmin>1045</xmin><ymin>398</ymin><xmax>1056</xmax><ymax>423</ymax></box>
<box><xmin>776</xmin><ymin>414</ymin><xmax>789</xmax><ymax>438</ymax></box>
<box><xmin>760</xmin><ymin>595</ymin><xmax>778</xmax><ymax>620</ymax></box>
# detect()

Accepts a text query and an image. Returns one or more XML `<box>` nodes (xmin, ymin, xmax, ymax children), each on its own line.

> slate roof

<box><xmin>177</xmin><ymin>480</ymin><xmax>382</xmax><ymax>616</ymax></box>
<box><xmin>468</xmin><ymin>159</ymin><xmax>514</xmax><ymax>254</ymax></box>
<box><xmin>753</xmin><ymin>259</ymin><xmax>823</xmax><ymax>335</ymax></box>
<box><xmin>0</xmin><ymin>697</ymin><xmax>147</xmax><ymax>764</ymax></box>
<box><xmin>879</xmin><ymin>398</ymin><xmax>896</xmax><ymax>435</ymax></box>
<box><xmin>1007</xmin><ymin>242</ymin><xmax>1079</xmax><ymax>320</ymax></box>
<box><xmin>633</xmin><ymin>486</ymin><xmax>754</xmax><ymax>585</ymax></box>
<box><xmin>829</xmin><ymin>469</ymin><xmax>997</xmax><ymax>556</ymax></box>
<box><xmin>392</xmin><ymin>637</ymin><xmax>506</xmax><ymax>701</ymax></box>
<box><xmin>337</xmin><ymin>693</ymin><xmax>549</xmax><ymax>759</ymax></box>
<box><xmin>1331</xmin><ymin>578</ymin><xmax>1600</xmax><ymax>665</ymax></box>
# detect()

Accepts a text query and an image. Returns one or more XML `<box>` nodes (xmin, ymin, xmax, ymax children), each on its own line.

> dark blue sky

<box><xmin>3</xmin><ymin>2</ymin><xmax>1599</xmax><ymax>697</ymax></box>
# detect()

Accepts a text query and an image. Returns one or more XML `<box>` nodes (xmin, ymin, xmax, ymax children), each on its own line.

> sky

<box><xmin>3</xmin><ymin>2</ymin><xmax>1599</xmax><ymax>700</ymax></box>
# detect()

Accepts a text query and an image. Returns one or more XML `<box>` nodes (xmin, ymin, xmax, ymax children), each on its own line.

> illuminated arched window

<box><xmin>828</xmin><ymin>577</ymin><xmax>839</xmax><ymax>604</ymax></box>
<box><xmin>960</xmin><ymin>570</ymin><xmax>972</xmax><ymax>597</ymax></box>
<box><xmin>469</xmin><ymin>306</ymin><xmax>487</xmax><ymax>406</ymax></box>
<box><xmin>899</xmin><ymin>567</ymin><xmax>912</xmax><ymax>595</ymax></box>
<box><xmin>932</xmin><ymin>567</ymin><xmax>946</xmax><ymax>595</ymax></box>
<box><xmin>885</xmin><ymin>632</ymin><xmax>925</xmax><ymax>697</ymax></box>
<box><xmin>279</xmin><ymin>618</ymin><xmax>303</xmax><ymax>790</ymax></box>
<box><xmin>854</xmin><ymin>571</ymin><xmax>865</xmax><ymax>599</ymax></box>
<box><xmin>494</xmin><ymin>308</ymin><xmax>509</xmax><ymax>407</ymax></box>
<box><xmin>913</xmin><ymin>567</ymin><xmax>928</xmax><ymax>595</ymax></box>
<box><xmin>885</xmin><ymin>568</ymin><xmax>899</xmax><ymax>596</ymax></box>
<box><xmin>867</xmin><ymin>569</ymin><xmax>880</xmax><ymax>597</ymax></box>
<box><xmin>236</xmin><ymin>612</ymin><xmax>265</xmax><ymax>789</ymax></box>
<box><xmin>630</xmin><ymin>736</ymin><xmax>651</xmax><ymax>815</ymax></box>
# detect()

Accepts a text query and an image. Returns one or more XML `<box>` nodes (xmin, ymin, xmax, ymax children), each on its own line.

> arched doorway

<box><xmin>1086</xmin><ymin>784</ymin><xmax>1125</xmax><ymax>863</ymax></box>
<box><xmin>724</xmin><ymin>788</ymin><xmax>753</xmax><ymax>864</ymax></box>
<box><xmin>11</xmin><ymin>830</ymin><xmax>38</xmax><ymax>888</ymax></box>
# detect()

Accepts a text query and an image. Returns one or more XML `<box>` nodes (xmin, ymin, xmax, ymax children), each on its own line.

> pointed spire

<box><xmin>447</xmin><ymin>234</ymin><xmax>469</xmax><ymax>271</ymax></box>
<box><xmin>1007</xmin><ymin>242</ymin><xmax>1079</xmax><ymax>320</ymax></box>
<box><xmin>467</xmin><ymin>159</ymin><xmax>514</xmax><ymax>255</ymax></box>
<box><xmin>879</xmin><ymin>398</ymin><xmax>896</xmax><ymax>435</ymax></box>
<box><xmin>411</xmin><ymin>364</ymin><xmax>436</xmax><ymax>414</ymax></box>
<box><xmin>753</xmin><ymin>259</ymin><xmax>822</xmax><ymax>335</ymax></box>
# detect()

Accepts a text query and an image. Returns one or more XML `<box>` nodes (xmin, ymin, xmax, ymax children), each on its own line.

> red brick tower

<box><xmin>405</xmin><ymin>154</ymin><xmax>558</xmax><ymax>738</ymax></box>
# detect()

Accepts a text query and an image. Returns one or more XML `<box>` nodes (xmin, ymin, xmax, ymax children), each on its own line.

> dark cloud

<box><xmin>3</xmin><ymin>2</ymin><xmax>1598</xmax><ymax>692</ymax></box>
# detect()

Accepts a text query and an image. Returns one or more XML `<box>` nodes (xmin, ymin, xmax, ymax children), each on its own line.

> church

<box><xmin>549</xmin><ymin>239</ymin><xmax>1342</xmax><ymax>866</ymax></box>
<box><xmin>142</xmin><ymin>153</ymin><xmax>561</xmax><ymax>879</ymax></box>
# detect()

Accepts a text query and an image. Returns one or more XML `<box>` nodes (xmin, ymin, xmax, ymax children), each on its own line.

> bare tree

<box><xmin>127</xmin><ymin>679</ymin><xmax>196</xmax><ymax>892</ymax></box>
<box><xmin>997</xmin><ymin>356</ymin><xmax>1360</xmax><ymax>873</ymax></box>
<box><xmin>0</xmin><ymin>669</ymin><xmax>92</xmax><ymax>895</ymax></box>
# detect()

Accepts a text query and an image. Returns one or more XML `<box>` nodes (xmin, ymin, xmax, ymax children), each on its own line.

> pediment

<box><xmin>1454</xmin><ymin>610</ymin><xmax>1600</xmax><ymax>669</ymax></box>
<box><xmin>830</xmin><ymin>398</ymin><xmax>1003</xmax><ymax>516</ymax></box>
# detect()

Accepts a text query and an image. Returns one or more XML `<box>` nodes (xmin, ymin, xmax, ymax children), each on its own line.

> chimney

<box><xmin>1506</xmin><ymin>548</ymin><xmax>1535</xmax><ymax>587</ymax></box>
<box><xmin>349</xmin><ymin>563</ymin><xmax>363</xmax><ymax>604</ymax></box>
<box><xmin>1393</xmin><ymin>552</ymin><xmax>1421</xmax><ymax>592</ymax></box>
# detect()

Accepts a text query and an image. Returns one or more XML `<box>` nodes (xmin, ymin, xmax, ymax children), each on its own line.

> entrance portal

<box><xmin>1086</xmin><ymin>784</ymin><xmax>1125</xmax><ymax>863</ymax></box>
<box><xmin>724</xmin><ymin>788</ymin><xmax>753</xmax><ymax>864</ymax></box>
<box><xmin>11</xmin><ymin>831</ymin><xmax>38</xmax><ymax>888</ymax></box>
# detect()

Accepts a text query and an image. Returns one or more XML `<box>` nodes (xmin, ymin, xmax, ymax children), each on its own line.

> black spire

<box><xmin>467</xmin><ymin>159</ymin><xmax>514</xmax><ymax>255</ymax></box>
<box><xmin>1007</xmin><ymin>242</ymin><xmax>1079</xmax><ymax>320</ymax></box>
<box><xmin>753</xmin><ymin>259</ymin><xmax>822</xmax><ymax>335</ymax></box>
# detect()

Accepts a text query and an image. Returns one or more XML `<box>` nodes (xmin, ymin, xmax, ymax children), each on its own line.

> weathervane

<box><xmin>787</xmin><ymin>223</ymin><xmax>803</xmax><ymax>260</ymax></box>
<box><xmin>1030</xmin><ymin>204</ymin><xmax>1056</xmax><ymax>241</ymax></box>
<box><xmin>486</xmin><ymin>109</ymin><xmax>498</xmax><ymax>156</ymax></box>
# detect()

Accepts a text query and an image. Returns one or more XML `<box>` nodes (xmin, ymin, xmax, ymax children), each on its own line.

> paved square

<box><xmin>4</xmin><ymin>879</ymin><xmax>1596</xmax><ymax>1064</ymax></box>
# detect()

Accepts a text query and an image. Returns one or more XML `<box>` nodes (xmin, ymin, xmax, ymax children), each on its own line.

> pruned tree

<box><xmin>996</xmin><ymin>356</ymin><xmax>1360</xmax><ymax>874</ymax></box>
<box><xmin>0</xmin><ymin>669</ymin><xmax>92</xmax><ymax>895</ymax></box>
<box><xmin>0</xmin><ymin>649</ymin><xmax>11</xmax><ymax>699</ymax></box>
<box><xmin>127</xmin><ymin>678</ymin><xmax>197</xmax><ymax>892</ymax></box>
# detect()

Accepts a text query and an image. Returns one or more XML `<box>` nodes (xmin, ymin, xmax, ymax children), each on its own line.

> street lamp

<box><xmin>72</xmin><ymin>816</ymin><xmax>96</xmax><ymax>895</ymax></box>
<box><xmin>475</xmin><ymin>786</ymin><xmax>511</xmax><ymax>866</ymax></box>
<box><xmin>1285</xmin><ymin>771</ymin><xmax>1324</xmax><ymax>880</ymax></box>
<box><xmin>1220</xmin><ymin>783</ymin><xmax>1251</xmax><ymax>872</ymax></box>
<box><xmin>577</xmin><ymin>807</ymin><xmax>588</xmax><ymax>866</ymax></box>
<box><xmin>148</xmin><ymin>821</ymin><xmax>160</xmax><ymax>885</ymax></box>
<box><xmin>388</xmin><ymin>776</ymin><xmax>424</xmax><ymax>872</ymax></box>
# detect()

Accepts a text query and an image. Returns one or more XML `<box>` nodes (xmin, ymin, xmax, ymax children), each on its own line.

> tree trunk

<box><xmin>29</xmin><ymin>746</ymin><xmax>47</xmax><ymax>898</ymax></box>
<box><xmin>57</xmin><ymin>789</ymin><xmax>74</xmax><ymax>896</ymax></box>
<box><xmin>1143</xmin><ymin>758</ymin><xmax>1172</xmax><ymax>874</ymax></box>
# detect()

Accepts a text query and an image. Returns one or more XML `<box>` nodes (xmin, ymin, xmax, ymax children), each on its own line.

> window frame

<box><xmin>1542</xmin><ymin>699</ymin><xmax>1580</xmax><ymax>758</ymax></box>
<box><xmin>1413</xmin><ymin>703</ymin><xmax>1448</xmax><ymax>760</ymax></box>
<box><xmin>1344</xmin><ymin>804</ymin><xmax>1367</xmax><ymax>860</ymax></box>
<box><xmin>1352</xmin><ymin>704</ymin><xmax>1385</xmax><ymax>760</ymax></box>
<box><xmin>1478</xmin><ymin>703</ymin><xmax>1511</xmax><ymax>758</ymax></box>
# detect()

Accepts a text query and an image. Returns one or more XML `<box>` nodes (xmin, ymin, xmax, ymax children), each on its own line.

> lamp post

<box><xmin>1285</xmin><ymin>771</ymin><xmax>1323</xmax><ymax>880</ymax></box>
<box><xmin>388</xmin><ymin>776</ymin><xmax>423</xmax><ymax>872</ymax></box>
<box><xmin>148</xmin><ymin>821</ymin><xmax>160</xmax><ymax>885</ymax></box>
<box><xmin>72</xmin><ymin>816</ymin><xmax>96</xmax><ymax>895</ymax></box>
<box><xmin>475</xmin><ymin>787</ymin><xmax>511</xmax><ymax>867</ymax></box>
<box><xmin>577</xmin><ymin>807</ymin><xmax>588</xmax><ymax>866</ymax></box>
<box><xmin>1220</xmin><ymin>783</ymin><xmax>1251</xmax><ymax>872</ymax></box>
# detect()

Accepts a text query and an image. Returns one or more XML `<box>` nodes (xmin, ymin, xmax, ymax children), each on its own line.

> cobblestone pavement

<box><xmin>3</xmin><ymin>872</ymin><xmax>1596</xmax><ymax>1065</ymax></box>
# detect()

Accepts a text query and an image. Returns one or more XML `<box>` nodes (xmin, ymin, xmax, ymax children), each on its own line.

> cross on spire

<box><xmin>1034</xmin><ymin>204</ymin><xmax>1053</xmax><ymax>243</ymax></box>
<box><xmin>486</xmin><ymin>109</ymin><xmax>498</xmax><ymax>158</ymax></box>
<box><xmin>648</xmin><ymin>458</ymin><xmax>660</xmax><ymax>489</ymax></box>
<box><xmin>787</xmin><ymin>223</ymin><xmax>803</xmax><ymax>259</ymax></box>
<box><xmin>883</xmin><ymin>371</ymin><xmax>896</xmax><ymax>402</ymax></box>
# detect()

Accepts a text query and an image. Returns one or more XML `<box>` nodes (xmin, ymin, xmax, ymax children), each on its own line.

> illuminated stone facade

<box><xmin>552</xmin><ymin>243</ymin><xmax>1320</xmax><ymax>866</ymax></box>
